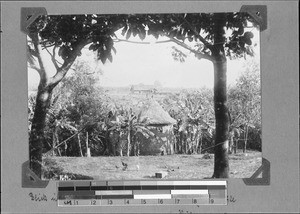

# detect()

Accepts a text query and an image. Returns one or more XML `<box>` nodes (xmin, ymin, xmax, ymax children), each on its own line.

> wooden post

<box><xmin>243</xmin><ymin>125</ymin><xmax>248</xmax><ymax>153</ymax></box>
<box><xmin>77</xmin><ymin>133</ymin><xmax>83</xmax><ymax>157</ymax></box>
<box><xmin>233</xmin><ymin>139</ymin><xmax>237</xmax><ymax>154</ymax></box>
<box><xmin>127</xmin><ymin>129</ymin><xmax>131</xmax><ymax>156</ymax></box>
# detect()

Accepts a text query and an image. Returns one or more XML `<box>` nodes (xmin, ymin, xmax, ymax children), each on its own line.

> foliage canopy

<box><xmin>28</xmin><ymin>13</ymin><xmax>258</xmax><ymax>65</ymax></box>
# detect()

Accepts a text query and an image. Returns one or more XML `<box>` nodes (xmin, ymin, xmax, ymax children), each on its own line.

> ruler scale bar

<box><xmin>101</xmin><ymin>195</ymin><xmax>134</xmax><ymax>199</ymax></box>
<box><xmin>133</xmin><ymin>190</ymin><xmax>171</xmax><ymax>194</ymax></box>
<box><xmin>87</xmin><ymin>185</ymin><xmax>220</xmax><ymax>190</ymax></box>
<box><xmin>134</xmin><ymin>194</ymin><xmax>172</xmax><ymax>199</ymax></box>
<box><xmin>58</xmin><ymin>180</ymin><xmax>227</xmax><ymax>206</ymax></box>
<box><xmin>172</xmin><ymin>194</ymin><xmax>209</xmax><ymax>199</ymax></box>
<box><xmin>171</xmin><ymin>190</ymin><xmax>209</xmax><ymax>195</ymax></box>
<box><xmin>95</xmin><ymin>190</ymin><xmax>133</xmax><ymax>195</ymax></box>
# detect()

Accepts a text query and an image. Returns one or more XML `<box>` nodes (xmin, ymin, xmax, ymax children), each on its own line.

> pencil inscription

<box><xmin>28</xmin><ymin>192</ymin><xmax>57</xmax><ymax>202</ymax></box>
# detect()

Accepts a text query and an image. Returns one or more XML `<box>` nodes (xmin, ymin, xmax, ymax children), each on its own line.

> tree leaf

<box><xmin>176</xmin><ymin>31</ymin><xmax>184</xmax><ymax>40</ymax></box>
<box><xmin>132</xmin><ymin>28</ymin><xmax>137</xmax><ymax>37</ymax></box>
<box><xmin>88</xmin><ymin>43</ymin><xmax>96</xmax><ymax>51</ymax></box>
<box><xmin>244</xmin><ymin>31</ymin><xmax>254</xmax><ymax>39</ymax></box>
<box><xmin>244</xmin><ymin>38</ymin><xmax>252</xmax><ymax>46</ymax></box>
<box><xmin>58</xmin><ymin>45</ymin><xmax>65</xmax><ymax>56</ymax></box>
<box><xmin>168</xmin><ymin>29</ymin><xmax>177</xmax><ymax>38</ymax></box>
<box><xmin>138</xmin><ymin>27</ymin><xmax>146</xmax><ymax>40</ymax></box>
<box><xmin>121</xmin><ymin>25</ymin><xmax>127</xmax><ymax>36</ymax></box>
<box><xmin>107</xmin><ymin>52</ymin><xmax>113</xmax><ymax>62</ymax></box>
<box><xmin>100</xmin><ymin>52</ymin><xmax>107</xmax><ymax>64</ymax></box>
<box><xmin>126</xmin><ymin>28</ymin><xmax>132</xmax><ymax>40</ymax></box>
<box><xmin>112</xmin><ymin>46</ymin><xmax>117</xmax><ymax>54</ymax></box>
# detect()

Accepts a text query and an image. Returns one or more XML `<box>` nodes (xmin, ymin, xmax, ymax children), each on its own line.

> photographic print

<box><xmin>27</xmin><ymin>12</ymin><xmax>262</xmax><ymax>180</ymax></box>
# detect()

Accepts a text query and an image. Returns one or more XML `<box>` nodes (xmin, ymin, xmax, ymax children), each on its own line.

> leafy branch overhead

<box><xmin>27</xmin><ymin>13</ymin><xmax>258</xmax><ymax>67</ymax></box>
<box><xmin>119</xmin><ymin>13</ymin><xmax>258</xmax><ymax>61</ymax></box>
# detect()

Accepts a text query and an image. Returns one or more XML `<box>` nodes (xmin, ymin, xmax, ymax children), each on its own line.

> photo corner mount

<box><xmin>20</xmin><ymin>7</ymin><xmax>47</xmax><ymax>34</ymax></box>
<box><xmin>243</xmin><ymin>158</ymin><xmax>270</xmax><ymax>185</ymax></box>
<box><xmin>22</xmin><ymin>161</ymin><xmax>49</xmax><ymax>188</ymax></box>
<box><xmin>240</xmin><ymin>5</ymin><xmax>267</xmax><ymax>31</ymax></box>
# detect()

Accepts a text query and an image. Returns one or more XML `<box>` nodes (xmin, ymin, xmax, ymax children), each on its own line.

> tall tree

<box><xmin>122</xmin><ymin>13</ymin><xmax>257</xmax><ymax>177</ymax></box>
<box><xmin>27</xmin><ymin>15</ymin><xmax>125</xmax><ymax>177</ymax></box>
<box><xmin>28</xmin><ymin>13</ymin><xmax>257</xmax><ymax>178</ymax></box>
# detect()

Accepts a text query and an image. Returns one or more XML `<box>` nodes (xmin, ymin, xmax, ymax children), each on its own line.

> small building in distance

<box><xmin>135</xmin><ymin>99</ymin><xmax>176</xmax><ymax>155</ymax></box>
<box><xmin>130</xmin><ymin>82</ymin><xmax>162</xmax><ymax>94</ymax></box>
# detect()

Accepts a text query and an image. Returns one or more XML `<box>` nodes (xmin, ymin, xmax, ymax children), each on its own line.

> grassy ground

<box><xmin>42</xmin><ymin>150</ymin><xmax>262</xmax><ymax>180</ymax></box>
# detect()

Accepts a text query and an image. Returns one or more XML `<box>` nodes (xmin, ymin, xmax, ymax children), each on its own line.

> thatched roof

<box><xmin>138</xmin><ymin>100</ymin><xmax>176</xmax><ymax>126</ymax></box>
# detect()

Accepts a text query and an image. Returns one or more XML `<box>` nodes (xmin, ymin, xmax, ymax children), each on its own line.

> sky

<box><xmin>28</xmin><ymin>26</ymin><xmax>260</xmax><ymax>90</ymax></box>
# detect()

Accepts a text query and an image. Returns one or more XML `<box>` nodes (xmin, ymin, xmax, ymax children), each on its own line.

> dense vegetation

<box><xmin>27</xmin><ymin>13</ymin><xmax>258</xmax><ymax>178</ymax></box>
<box><xmin>28</xmin><ymin>59</ymin><xmax>261</xmax><ymax>159</ymax></box>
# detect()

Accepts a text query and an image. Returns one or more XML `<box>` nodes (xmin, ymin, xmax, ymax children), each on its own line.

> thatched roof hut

<box><xmin>138</xmin><ymin>100</ymin><xmax>176</xmax><ymax>126</ymax></box>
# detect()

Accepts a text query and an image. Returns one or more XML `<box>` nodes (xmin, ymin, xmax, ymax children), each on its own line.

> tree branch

<box><xmin>231</xmin><ymin>113</ymin><xmax>242</xmax><ymax>127</ymax></box>
<box><xmin>27</xmin><ymin>45</ymin><xmax>42</xmax><ymax>73</ymax></box>
<box><xmin>44</xmin><ymin>47</ymin><xmax>59</xmax><ymax>70</ymax></box>
<box><xmin>27</xmin><ymin>45</ymin><xmax>38</xmax><ymax>57</ymax></box>
<box><xmin>52</xmin><ymin>46</ymin><xmax>58</xmax><ymax>69</ymax></box>
<box><xmin>48</xmin><ymin>59</ymin><xmax>74</xmax><ymax>88</ymax></box>
<box><xmin>28</xmin><ymin>62</ymin><xmax>41</xmax><ymax>74</ymax></box>
<box><xmin>181</xmin><ymin>17</ymin><xmax>217</xmax><ymax>53</ymax></box>
<box><xmin>113</xmin><ymin>37</ymin><xmax>173</xmax><ymax>45</ymax></box>
<box><xmin>49</xmin><ymin>38</ymin><xmax>93</xmax><ymax>87</ymax></box>
<box><xmin>42</xmin><ymin>46</ymin><xmax>76</xmax><ymax>72</ymax></box>
<box><xmin>114</xmin><ymin>34</ymin><xmax>214</xmax><ymax>62</ymax></box>
<box><xmin>167</xmin><ymin>36</ymin><xmax>214</xmax><ymax>62</ymax></box>
<box><xmin>45</xmin><ymin>127</ymin><xmax>86</xmax><ymax>156</ymax></box>
<box><xmin>28</xmin><ymin>32</ymin><xmax>48</xmax><ymax>81</ymax></box>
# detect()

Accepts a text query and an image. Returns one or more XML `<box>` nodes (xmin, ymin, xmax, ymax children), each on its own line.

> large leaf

<box><xmin>126</xmin><ymin>28</ymin><xmax>132</xmax><ymax>40</ymax></box>
<box><xmin>136</xmin><ymin>126</ymin><xmax>155</xmax><ymax>137</ymax></box>
<box><xmin>137</xmin><ymin>27</ymin><xmax>146</xmax><ymax>40</ymax></box>
<box><xmin>121</xmin><ymin>25</ymin><xmax>128</xmax><ymax>36</ymax></box>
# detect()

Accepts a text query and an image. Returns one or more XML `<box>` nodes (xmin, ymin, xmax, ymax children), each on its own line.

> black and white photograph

<box><xmin>27</xmin><ymin>12</ymin><xmax>262</xmax><ymax>180</ymax></box>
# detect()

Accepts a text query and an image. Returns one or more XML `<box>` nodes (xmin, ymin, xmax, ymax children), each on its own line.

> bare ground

<box><xmin>42</xmin><ymin>150</ymin><xmax>262</xmax><ymax>180</ymax></box>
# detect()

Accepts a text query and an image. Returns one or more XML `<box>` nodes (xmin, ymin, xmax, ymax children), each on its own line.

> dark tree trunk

<box><xmin>106</xmin><ymin>131</ymin><xmax>113</xmax><ymax>156</ymax></box>
<box><xmin>29</xmin><ymin>86</ymin><xmax>53</xmax><ymax>178</ymax></box>
<box><xmin>212</xmin><ymin>59</ymin><xmax>230</xmax><ymax>178</ymax></box>
<box><xmin>195</xmin><ymin>127</ymin><xmax>201</xmax><ymax>154</ymax></box>
<box><xmin>132</xmin><ymin>135</ymin><xmax>139</xmax><ymax>156</ymax></box>
<box><xmin>28</xmin><ymin>32</ymin><xmax>78</xmax><ymax>178</ymax></box>
<box><xmin>184</xmin><ymin>139</ymin><xmax>188</xmax><ymax>154</ymax></box>
<box><xmin>179</xmin><ymin>132</ymin><xmax>184</xmax><ymax>153</ymax></box>
<box><xmin>233</xmin><ymin>139</ymin><xmax>237</xmax><ymax>154</ymax></box>
<box><xmin>228</xmin><ymin>133</ymin><xmax>233</xmax><ymax>154</ymax></box>
<box><xmin>174</xmin><ymin>134</ymin><xmax>178</xmax><ymax>154</ymax></box>
<box><xmin>198</xmin><ymin>134</ymin><xmax>203</xmax><ymax>154</ymax></box>
<box><xmin>111</xmin><ymin>132</ymin><xmax>117</xmax><ymax>156</ymax></box>
<box><xmin>211</xmin><ymin>13</ymin><xmax>230</xmax><ymax>178</ymax></box>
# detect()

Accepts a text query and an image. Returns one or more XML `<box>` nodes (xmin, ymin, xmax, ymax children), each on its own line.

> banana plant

<box><xmin>107</xmin><ymin>105</ymin><xmax>154</xmax><ymax>156</ymax></box>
